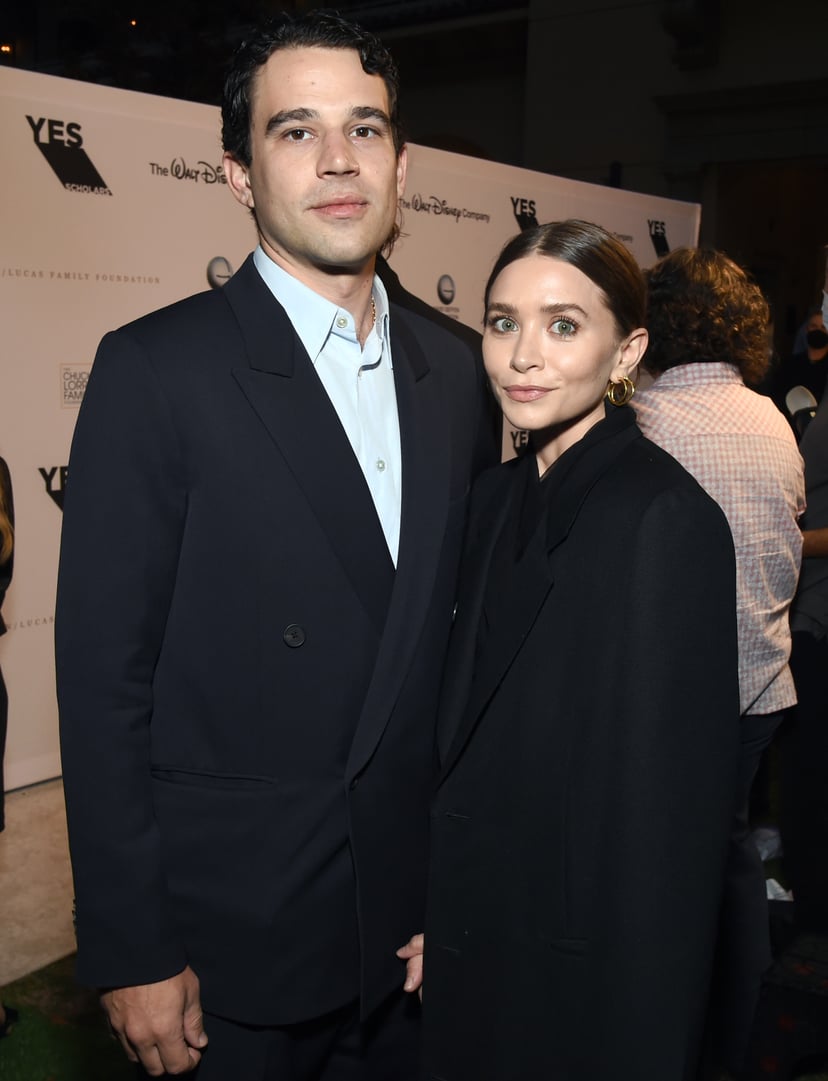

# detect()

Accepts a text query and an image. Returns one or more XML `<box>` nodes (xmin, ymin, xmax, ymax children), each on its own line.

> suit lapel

<box><xmin>345</xmin><ymin>309</ymin><xmax>450</xmax><ymax>777</ymax></box>
<box><xmin>224</xmin><ymin>256</ymin><xmax>394</xmax><ymax>636</ymax></box>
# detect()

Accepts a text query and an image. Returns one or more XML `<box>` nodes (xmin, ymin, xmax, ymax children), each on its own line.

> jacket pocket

<box><xmin>150</xmin><ymin>766</ymin><xmax>276</xmax><ymax>791</ymax></box>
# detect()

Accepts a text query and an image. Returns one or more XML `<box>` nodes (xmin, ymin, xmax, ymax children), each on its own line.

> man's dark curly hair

<box><xmin>643</xmin><ymin>247</ymin><xmax>770</xmax><ymax>386</ymax></box>
<box><xmin>221</xmin><ymin>9</ymin><xmax>402</xmax><ymax>168</ymax></box>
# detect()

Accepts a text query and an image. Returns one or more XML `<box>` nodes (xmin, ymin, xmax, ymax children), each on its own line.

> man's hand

<box><xmin>101</xmin><ymin>965</ymin><xmax>207</xmax><ymax>1076</ymax></box>
<box><xmin>396</xmin><ymin>933</ymin><xmax>424</xmax><ymax>1000</ymax></box>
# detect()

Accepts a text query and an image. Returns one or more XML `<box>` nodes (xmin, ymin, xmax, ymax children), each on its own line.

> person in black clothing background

<box><xmin>769</xmin><ymin>305</ymin><xmax>828</xmax><ymax>412</ymax></box>
<box><xmin>0</xmin><ymin>453</ymin><xmax>17</xmax><ymax>1039</ymax></box>
<box><xmin>0</xmin><ymin>455</ymin><xmax>14</xmax><ymax>834</ymax></box>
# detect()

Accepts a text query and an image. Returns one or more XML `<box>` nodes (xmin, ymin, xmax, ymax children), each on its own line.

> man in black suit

<box><xmin>56</xmin><ymin>11</ymin><xmax>493</xmax><ymax>1079</ymax></box>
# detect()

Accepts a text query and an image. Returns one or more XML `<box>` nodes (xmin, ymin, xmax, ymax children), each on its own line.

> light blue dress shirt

<box><xmin>253</xmin><ymin>246</ymin><xmax>402</xmax><ymax>565</ymax></box>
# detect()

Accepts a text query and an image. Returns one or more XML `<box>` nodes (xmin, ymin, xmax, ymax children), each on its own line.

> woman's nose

<box><xmin>510</xmin><ymin>336</ymin><xmax>543</xmax><ymax>373</ymax></box>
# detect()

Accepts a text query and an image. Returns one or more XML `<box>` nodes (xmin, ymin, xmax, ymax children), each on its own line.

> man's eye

<box><xmin>352</xmin><ymin>126</ymin><xmax>377</xmax><ymax>138</ymax></box>
<box><xmin>285</xmin><ymin>129</ymin><xmax>311</xmax><ymax>141</ymax></box>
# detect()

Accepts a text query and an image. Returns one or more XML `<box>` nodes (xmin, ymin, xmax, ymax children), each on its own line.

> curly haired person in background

<box><xmin>633</xmin><ymin>248</ymin><xmax>805</xmax><ymax>1077</ymax></box>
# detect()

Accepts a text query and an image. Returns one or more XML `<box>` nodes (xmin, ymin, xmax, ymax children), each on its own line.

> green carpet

<box><xmin>0</xmin><ymin>954</ymin><xmax>133</xmax><ymax>1081</ymax></box>
<box><xmin>2</xmin><ymin>953</ymin><xmax>827</xmax><ymax>1081</ymax></box>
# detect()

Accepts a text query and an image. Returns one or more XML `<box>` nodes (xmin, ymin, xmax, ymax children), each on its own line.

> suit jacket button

<box><xmin>283</xmin><ymin>624</ymin><xmax>306</xmax><ymax>648</ymax></box>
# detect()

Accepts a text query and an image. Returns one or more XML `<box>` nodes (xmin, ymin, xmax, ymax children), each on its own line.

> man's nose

<box><xmin>317</xmin><ymin>131</ymin><xmax>359</xmax><ymax>176</ymax></box>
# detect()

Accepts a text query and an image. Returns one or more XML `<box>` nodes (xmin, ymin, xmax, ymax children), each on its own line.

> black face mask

<box><xmin>807</xmin><ymin>328</ymin><xmax>828</xmax><ymax>350</ymax></box>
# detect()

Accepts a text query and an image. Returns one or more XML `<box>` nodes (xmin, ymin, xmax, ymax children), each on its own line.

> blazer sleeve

<box><xmin>579</xmin><ymin>483</ymin><xmax>740</xmax><ymax>1077</ymax></box>
<box><xmin>56</xmin><ymin>329</ymin><xmax>189</xmax><ymax>988</ymax></box>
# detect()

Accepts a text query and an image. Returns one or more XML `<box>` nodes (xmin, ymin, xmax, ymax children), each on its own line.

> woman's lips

<box><xmin>503</xmin><ymin>386</ymin><xmax>550</xmax><ymax>402</ymax></box>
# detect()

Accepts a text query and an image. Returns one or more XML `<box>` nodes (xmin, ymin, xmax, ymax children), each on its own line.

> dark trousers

<box><xmin>707</xmin><ymin>709</ymin><xmax>783</xmax><ymax>1076</ymax></box>
<box><xmin>779</xmin><ymin>630</ymin><xmax>828</xmax><ymax>934</ymax></box>
<box><xmin>140</xmin><ymin>988</ymin><xmax>421</xmax><ymax>1081</ymax></box>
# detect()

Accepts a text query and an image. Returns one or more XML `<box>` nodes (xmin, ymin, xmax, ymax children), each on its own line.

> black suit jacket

<box><xmin>56</xmin><ymin>254</ymin><xmax>494</xmax><ymax>1024</ymax></box>
<box><xmin>423</xmin><ymin>408</ymin><xmax>740</xmax><ymax>1080</ymax></box>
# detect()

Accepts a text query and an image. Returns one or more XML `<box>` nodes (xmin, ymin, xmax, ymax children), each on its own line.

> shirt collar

<box><xmin>253</xmin><ymin>245</ymin><xmax>390</xmax><ymax>365</ymax></box>
<box><xmin>649</xmin><ymin>361</ymin><xmax>743</xmax><ymax>389</ymax></box>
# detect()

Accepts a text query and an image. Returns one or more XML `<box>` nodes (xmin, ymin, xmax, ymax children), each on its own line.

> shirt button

<box><xmin>376</xmin><ymin>459</ymin><xmax>386</xmax><ymax>472</ymax></box>
<box><xmin>336</xmin><ymin>316</ymin><xmax>348</xmax><ymax>329</ymax></box>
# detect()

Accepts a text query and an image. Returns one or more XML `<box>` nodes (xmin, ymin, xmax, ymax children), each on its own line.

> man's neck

<box><xmin>259</xmin><ymin>241</ymin><xmax>376</xmax><ymax>324</ymax></box>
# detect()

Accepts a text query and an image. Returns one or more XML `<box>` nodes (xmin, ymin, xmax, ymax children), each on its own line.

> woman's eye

<box><xmin>490</xmin><ymin>316</ymin><xmax>518</xmax><ymax>333</ymax></box>
<box><xmin>551</xmin><ymin>318</ymin><xmax>576</xmax><ymax>336</ymax></box>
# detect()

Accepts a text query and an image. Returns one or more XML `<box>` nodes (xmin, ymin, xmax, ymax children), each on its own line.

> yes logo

<box><xmin>510</xmin><ymin>196</ymin><xmax>538</xmax><ymax>232</ymax></box>
<box><xmin>648</xmin><ymin>219</ymin><xmax>670</xmax><ymax>257</ymax></box>
<box><xmin>27</xmin><ymin>115</ymin><xmax>112</xmax><ymax>195</ymax></box>
<box><xmin>39</xmin><ymin>466</ymin><xmax>68</xmax><ymax>511</ymax></box>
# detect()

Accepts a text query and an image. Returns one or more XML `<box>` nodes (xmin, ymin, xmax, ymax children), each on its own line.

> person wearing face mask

<box><xmin>770</xmin><ymin>306</ymin><xmax>828</xmax><ymax>414</ymax></box>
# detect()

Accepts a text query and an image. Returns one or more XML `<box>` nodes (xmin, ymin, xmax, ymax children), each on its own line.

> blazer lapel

<box><xmin>435</xmin><ymin>463</ymin><xmax>516</xmax><ymax>766</ymax></box>
<box><xmin>438</xmin><ymin>455</ymin><xmax>554</xmax><ymax>778</ymax></box>
<box><xmin>345</xmin><ymin>310</ymin><xmax>450</xmax><ymax>777</ymax></box>
<box><xmin>224</xmin><ymin>256</ymin><xmax>394</xmax><ymax>636</ymax></box>
<box><xmin>439</xmin><ymin>410</ymin><xmax>642</xmax><ymax>779</ymax></box>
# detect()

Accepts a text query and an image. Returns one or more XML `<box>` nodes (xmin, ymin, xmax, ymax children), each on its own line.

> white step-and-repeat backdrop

<box><xmin>0</xmin><ymin>66</ymin><xmax>700</xmax><ymax>792</ymax></box>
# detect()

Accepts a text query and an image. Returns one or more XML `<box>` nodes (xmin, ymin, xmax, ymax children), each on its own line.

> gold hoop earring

<box><xmin>606</xmin><ymin>376</ymin><xmax>635</xmax><ymax>407</ymax></box>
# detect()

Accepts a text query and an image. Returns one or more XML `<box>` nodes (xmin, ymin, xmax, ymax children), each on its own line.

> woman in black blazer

<box><xmin>400</xmin><ymin>222</ymin><xmax>740</xmax><ymax>1080</ymax></box>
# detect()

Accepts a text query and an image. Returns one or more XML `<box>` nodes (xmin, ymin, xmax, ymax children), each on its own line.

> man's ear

<box><xmin>223</xmin><ymin>151</ymin><xmax>254</xmax><ymax>210</ymax></box>
<box><xmin>612</xmin><ymin>327</ymin><xmax>649</xmax><ymax>382</ymax></box>
<box><xmin>396</xmin><ymin>144</ymin><xmax>408</xmax><ymax>200</ymax></box>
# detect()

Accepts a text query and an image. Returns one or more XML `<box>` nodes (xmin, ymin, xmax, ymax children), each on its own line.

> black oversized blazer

<box><xmin>423</xmin><ymin>408</ymin><xmax>741</xmax><ymax>1081</ymax></box>
<box><xmin>56</xmin><ymin>254</ymin><xmax>493</xmax><ymax>1025</ymax></box>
